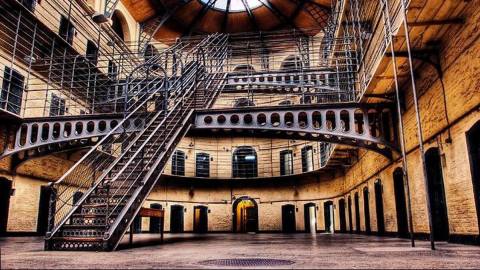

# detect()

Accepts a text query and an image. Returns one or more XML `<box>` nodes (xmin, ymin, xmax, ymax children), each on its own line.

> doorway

<box><xmin>281</xmin><ymin>204</ymin><xmax>296</xmax><ymax>233</ymax></box>
<box><xmin>193</xmin><ymin>206</ymin><xmax>208</xmax><ymax>233</ymax></box>
<box><xmin>0</xmin><ymin>178</ymin><xmax>12</xmax><ymax>235</ymax></box>
<box><xmin>363</xmin><ymin>187</ymin><xmax>371</xmax><ymax>234</ymax></box>
<box><xmin>354</xmin><ymin>192</ymin><xmax>360</xmax><ymax>233</ymax></box>
<box><xmin>233</xmin><ymin>197</ymin><xmax>258</xmax><ymax>233</ymax></box>
<box><xmin>37</xmin><ymin>186</ymin><xmax>54</xmax><ymax>235</ymax></box>
<box><xmin>304</xmin><ymin>203</ymin><xmax>317</xmax><ymax>233</ymax></box>
<box><xmin>170</xmin><ymin>205</ymin><xmax>184</xmax><ymax>233</ymax></box>
<box><xmin>425</xmin><ymin>147</ymin><xmax>449</xmax><ymax>241</ymax></box>
<box><xmin>149</xmin><ymin>203</ymin><xmax>162</xmax><ymax>233</ymax></box>
<box><xmin>393</xmin><ymin>168</ymin><xmax>409</xmax><ymax>237</ymax></box>
<box><xmin>338</xmin><ymin>199</ymin><xmax>347</xmax><ymax>233</ymax></box>
<box><xmin>348</xmin><ymin>196</ymin><xmax>353</xmax><ymax>233</ymax></box>
<box><xmin>467</xmin><ymin>121</ymin><xmax>480</xmax><ymax>233</ymax></box>
<box><xmin>323</xmin><ymin>201</ymin><xmax>334</xmax><ymax>233</ymax></box>
<box><xmin>374</xmin><ymin>180</ymin><xmax>385</xmax><ymax>235</ymax></box>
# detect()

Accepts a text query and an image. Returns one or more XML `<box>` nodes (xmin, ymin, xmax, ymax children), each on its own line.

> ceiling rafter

<box><xmin>221</xmin><ymin>0</ymin><xmax>232</xmax><ymax>32</ymax></box>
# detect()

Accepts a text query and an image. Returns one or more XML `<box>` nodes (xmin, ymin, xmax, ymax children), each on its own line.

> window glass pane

<box><xmin>1</xmin><ymin>67</ymin><xmax>24</xmax><ymax>115</ymax></box>
<box><xmin>301</xmin><ymin>146</ymin><xmax>314</xmax><ymax>173</ymax></box>
<box><xmin>196</xmin><ymin>153</ymin><xmax>210</xmax><ymax>177</ymax></box>
<box><xmin>172</xmin><ymin>150</ymin><xmax>185</xmax><ymax>176</ymax></box>
<box><xmin>232</xmin><ymin>146</ymin><xmax>257</xmax><ymax>178</ymax></box>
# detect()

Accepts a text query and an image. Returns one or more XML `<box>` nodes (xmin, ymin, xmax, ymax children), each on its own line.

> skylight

<box><xmin>199</xmin><ymin>0</ymin><xmax>264</xmax><ymax>12</ymax></box>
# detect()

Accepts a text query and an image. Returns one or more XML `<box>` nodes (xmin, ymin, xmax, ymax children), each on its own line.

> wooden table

<box><xmin>129</xmin><ymin>207</ymin><xmax>165</xmax><ymax>246</ymax></box>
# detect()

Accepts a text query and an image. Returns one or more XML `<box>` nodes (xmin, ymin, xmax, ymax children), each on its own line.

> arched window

<box><xmin>234</xmin><ymin>98</ymin><xmax>255</xmax><ymax>108</ymax></box>
<box><xmin>280</xmin><ymin>150</ymin><xmax>293</xmax><ymax>176</ymax></box>
<box><xmin>195</xmin><ymin>153</ymin><xmax>210</xmax><ymax>178</ymax></box>
<box><xmin>301</xmin><ymin>145</ymin><xmax>314</xmax><ymax>172</ymax></box>
<box><xmin>111</xmin><ymin>10</ymin><xmax>129</xmax><ymax>41</ymax></box>
<box><xmin>233</xmin><ymin>64</ymin><xmax>255</xmax><ymax>74</ymax></box>
<box><xmin>172</xmin><ymin>150</ymin><xmax>185</xmax><ymax>176</ymax></box>
<box><xmin>232</xmin><ymin>146</ymin><xmax>257</xmax><ymax>178</ymax></box>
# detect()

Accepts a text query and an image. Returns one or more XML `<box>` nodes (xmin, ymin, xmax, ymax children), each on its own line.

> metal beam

<box><xmin>221</xmin><ymin>0</ymin><xmax>231</xmax><ymax>32</ymax></box>
<box><xmin>183</xmin><ymin>0</ymin><xmax>218</xmax><ymax>37</ymax></box>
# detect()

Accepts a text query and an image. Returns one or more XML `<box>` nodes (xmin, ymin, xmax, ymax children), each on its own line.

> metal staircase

<box><xmin>44</xmin><ymin>33</ymin><xmax>228</xmax><ymax>251</ymax></box>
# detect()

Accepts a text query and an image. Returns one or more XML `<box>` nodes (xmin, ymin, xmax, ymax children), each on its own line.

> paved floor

<box><xmin>1</xmin><ymin>233</ymin><xmax>480</xmax><ymax>269</ymax></box>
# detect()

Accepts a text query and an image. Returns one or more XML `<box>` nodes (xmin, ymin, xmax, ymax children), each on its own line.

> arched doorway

<box><xmin>323</xmin><ymin>201</ymin><xmax>334</xmax><ymax>233</ymax></box>
<box><xmin>363</xmin><ymin>187</ymin><xmax>371</xmax><ymax>234</ymax></box>
<box><xmin>348</xmin><ymin>196</ymin><xmax>353</xmax><ymax>233</ymax></box>
<box><xmin>0</xmin><ymin>178</ymin><xmax>12</xmax><ymax>235</ymax></box>
<box><xmin>304</xmin><ymin>203</ymin><xmax>317</xmax><ymax>233</ymax></box>
<box><xmin>170</xmin><ymin>205</ymin><xmax>184</xmax><ymax>233</ymax></box>
<box><xmin>232</xmin><ymin>197</ymin><xmax>258</xmax><ymax>233</ymax></box>
<box><xmin>338</xmin><ymin>199</ymin><xmax>347</xmax><ymax>233</ymax></box>
<box><xmin>467</xmin><ymin>121</ymin><xmax>480</xmax><ymax>233</ymax></box>
<box><xmin>354</xmin><ymin>192</ymin><xmax>360</xmax><ymax>233</ymax></box>
<box><xmin>374</xmin><ymin>179</ymin><xmax>385</xmax><ymax>235</ymax></box>
<box><xmin>393</xmin><ymin>168</ymin><xmax>409</xmax><ymax>237</ymax></box>
<box><xmin>193</xmin><ymin>206</ymin><xmax>208</xmax><ymax>233</ymax></box>
<box><xmin>425</xmin><ymin>147</ymin><xmax>449</xmax><ymax>241</ymax></box>
<box><xmin>281</xmin><ymin>204</ymin><xmax>296</xmax><ymax>233</ymax></box>
<box><xmin>149</xmin><ymin>203</ymin><xmax>162</xmax><ymax>233</ymax></box>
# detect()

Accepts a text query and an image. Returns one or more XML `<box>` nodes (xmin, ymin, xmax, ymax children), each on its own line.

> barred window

<box><xmin>50</xmin><ymin>94</ymin><xmax>66</xmax><ymax>116</ymax></box>
<box><xmin>1</xmin><ymin>67</ymin><xmax>24</xmax><ymax>115</ymax></box>
<box><xmin>280</xmin><ymin>150</ymin><xmax>293</xmax><ymax>176</ymax></box>
<box><xmin>195</xmin><ymin>153</ymin><xmax>210</xmax><ymax>178</ymax></box>
<box><xmin>232</xmin><ymin>146</ymin><xmax>257</xmax><ymax>178</ymax></box>
<box><xmin>172</xmin><ymin>150</ymin><xmax>185</xmax><ymax>176</ymax></box>
<box><xmin>301</xmin><ymin>146</ymin><xmax>314</xmax><ymax>173</ymax></box>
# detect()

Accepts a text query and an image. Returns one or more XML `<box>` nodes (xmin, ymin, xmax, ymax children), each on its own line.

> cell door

<box><xmin>193</xmin><ymin>206</ymin><xmax>208</xmax><ymax>233</ymax></box>
<box><xmin>170</xmin><ymin>205</ymin><xmax>184</xmax><ymax>233</ymax></box>
<box><xmin>0</xmin><ymin>178</ymin><xmax>12</xmax><ymax>235</ymax></box>
<box><xmin>282</xmin><ymin>204</ymin><xmax>296</xmax><ymax>233</ymax></box>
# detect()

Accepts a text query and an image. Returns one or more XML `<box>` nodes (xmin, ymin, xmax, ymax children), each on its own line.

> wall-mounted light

<box><xmin>208</xmin><ymin>209</ymin><xmax>211</xmax><ymax>214</ymax></box>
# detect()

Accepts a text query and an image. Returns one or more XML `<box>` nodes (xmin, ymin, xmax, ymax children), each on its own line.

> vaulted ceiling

<box><xmin>122</xmin><ymin>0</ymin><xmax>332</xmax><ymax>41</ymax></box>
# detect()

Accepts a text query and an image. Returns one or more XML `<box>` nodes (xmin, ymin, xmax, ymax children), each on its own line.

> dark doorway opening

<box><xmin>323</xmin><ymin>201</ymin><xmax>334</xmax><ymax>233</ymax></box>
<box><xmin>132</xmin><ymin>215</ymin><xmax>142</xmax><ymax>233</ymax></box>
<box><xmin>338</xmin><ymin>199</ymin><xmax>347</xmax><ymax>233</ymax></box>
<box><xmin>0</xmin><ymin>178</ymin><xmax>12</xmax><ymax>235</ymax></box>
<box><xmin>425</xmin><ymin>147</ymin><xmax>449</xmax><ymax>241</ymax></box>
<box><xmin>193</xmin><ymin>206</ymin><xmax>208</xmax><ymax>233</ymax></box>
<box><xmin>348</xmin><ymin>196</ymin><xmax>353</xmax><ymax>233</ymax></box>
<box><xmin>37</xmin><ymin>186</ymin><xmax>52</xmax><ymax>235</ymax></box>
<box><xmin>467</xmin><ymin>121</ymin><xmax>480</xmax><ymax>234</ymax></box>
<box><xmin>232</xmin><ymin>197</ymin><xmax>258</xmax><ymax>233</ymax></box>
<box><xmin>304</xmin><ymin>203</ymin><xmax>317</xmax><ymax>233</ymax></box>
<box><xmin>393</xmin><ymin>168</ymin><xmax>409</xmax><ymax>237</ymax></box>
<box><xmin>281</xmin><ymin>204</ymin><xmax>296</xmax><ymax>233</ymax></box>
<box><xmin>149</xmin><ymin>203</ymin><xmax>162</xmax><ymax>233</ymax></box>
<box><xmin>374</xmin><ymin>179</ymin><xmax>385</xmax><ymax>235</ymax></box>
<box><xmin>170</xmin><ymin>205</ymin><xmax>184</xmax><ymax>233</ymax></box>
<box><xmin>354</xmin><ymin>192</ymin><xmax>360</xmax><ymax>233</ymax></box>
<box><xmin>363</xmin><ymin>187</ymin><xmax>371</xmax><ymax>234</ymax></box>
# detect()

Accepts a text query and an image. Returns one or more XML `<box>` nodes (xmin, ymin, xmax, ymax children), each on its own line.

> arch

<box><xmin>232</xmin><ymin>197</ymin><xmax>258</xmax><ymax>233</ymax></box>
<box><xmin>425</xmin><ymin>147</ymin><xmax>449</xmax><ymax>241</ymax></box>
<box><xmin>281</xmin><ymin>204</ymin><xmax>296</xmax><ymax>233</ymax></box>
<box><xmin>149</xmin><ymin>203</ymin><xmax>163</xmax><ymax>233</ymax></box>
<box><xmin>172</xmin><ymin>150</ymin><xmax>185</xmax><ymax>176</ymax></box>
<box><xmin>304</xmin><ymin>202</ymin><xmax>317</xmax><ymax>233</ymax></box>
<box><xmin>0</xmin><ymin>177</ymin><xmax>12</xmax><ymax>235</ymax></box>
<box><xmin>323</xmin><ymin>201</ymin><xmax>334</xmax><ymax>233</ymax></box>
<box><xmin>232</xmin><ymin>146</ymin><xmax>257</xmax><ymax>178</ymax></box>
<box><xmin>363</xmin><ymin>186</ymin><xmax>371</xmax><ymax>234</ymax></box>
<box><xmin>393</xmin><ymin>168</ymin><xmax>409</xmax><ymax>237</ymax></box>
<box><xmin>233</xmin><ymin>64</ymin><xmax>255</xmax><ymax>74</ymax></box>
<box><xmin>466</xmin><ymin>120</ymin><xmax>480</xmax><ymax>233</ymax></box>
<box><xmin>374</xmin><ymin>179</ymin><xmax>385</xmax><ymax>235</ymax></box>
<box><xmin>111</xmin><ymin>10</ymin><xmax>131</xmax><ymax>42</ymax></box>
<box><xmin>170</xmin><ymin>205</ymin><xmax>184</xmax><ymax>233</ymax></box>
<box><xmin>280</xmin><ymin>55</ymin><xmax>302</xmax><ymax>71</ymax></box>
<box><xmin>338</xmin><ymin>198</ymin><xmax>347</xmax><ymax>233</ymax></box>
<box><xmin>193</xmin><ymin>205</ymin><xmax>208</xmax><ymax>233</ymax></box>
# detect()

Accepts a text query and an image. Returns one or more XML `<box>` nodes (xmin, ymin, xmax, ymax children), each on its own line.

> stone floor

<box><xmin>1</xmin><ymin>233</ymin><xmax>480</xmax><ymax>269</ymax></box>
